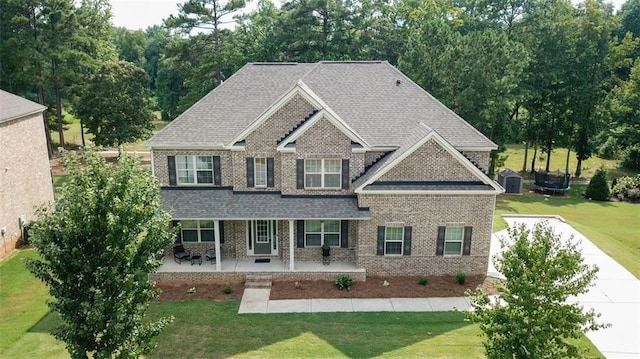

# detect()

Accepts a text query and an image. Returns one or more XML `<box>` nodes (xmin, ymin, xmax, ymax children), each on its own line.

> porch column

<box><xmin>214</xmin><ymin>220</ymin><xmax>222</xmax><ymax>271</ymax></box>
<box><xmin>289</xmin><ymin>219</ymin><xmax>295</xmax><ymax>271</ymax></box>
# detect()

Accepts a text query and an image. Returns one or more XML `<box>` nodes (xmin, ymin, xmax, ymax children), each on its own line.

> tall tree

<box><xmin>75</xmin><ymin>61</ymin><xmax>155</xmax><ymax>150</ymax></box>
<box><xmin>467</xmin><ymin>222</ymin><xmax>608</xmax><ymax>358</ymax></box>
<box><xmin>25</xmin><ymin>149</ymin><xmax>174</xmax><ymax>359</ymax></box>
<box><xmin>112</xmin><ymin>27</ymin><xmax>148</xmax><ymax>66</ymax></box>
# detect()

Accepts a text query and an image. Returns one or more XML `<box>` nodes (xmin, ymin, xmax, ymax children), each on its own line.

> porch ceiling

<box><xmin>161</xmin><ymin>187</ymin><xmax>370</xmax><ymax>220</ymax></box>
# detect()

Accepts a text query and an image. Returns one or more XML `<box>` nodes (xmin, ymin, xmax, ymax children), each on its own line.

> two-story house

<box><xmin>0</xmin><ymin>90</ymin><xmax>54</xmax><ymax>259</ymax></box>
<box><xmin>147</xmin><ymin>61</ymin><xmax>503</xmax><ymax>281</ymax></box>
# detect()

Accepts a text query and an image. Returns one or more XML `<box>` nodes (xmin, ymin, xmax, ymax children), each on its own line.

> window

<box><xmin>305</xmin><ymin>159</ymin><xmax>341</xmax><ymax>188</ymax></box>
<box><xmin>179</xmin><ymin>220</ymin><xmax>215</xmax><ymax>242</ymax></box>
<box><xmin>176</xmin><ymin>156</ymin><xmax>213</xmax><ymax>184</ymax></box>
<box><xmin>305</xmin><ymin>220</ymin><xmax>341</xmax><ymax>247</ymax></box>
<box><xmin>254</xmin><ymin>157</ymin><xmax>267</xmax><ymax>187</ymax></box>
<box><xmin>385</xmin><ymin>226</ymin><xmax>404</xmax><ymax>255</ymax></box>
<box><xmin>444</xmin><ymin>227</ymin><xmax>464</xmax><ymax>255</ymax></box>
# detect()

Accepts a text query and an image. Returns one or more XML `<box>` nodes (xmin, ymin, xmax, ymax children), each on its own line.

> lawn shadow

<box><xmin>28</xmin><ymin>310</ymin><xmax>60</xmax><ymax>333</ymax></box>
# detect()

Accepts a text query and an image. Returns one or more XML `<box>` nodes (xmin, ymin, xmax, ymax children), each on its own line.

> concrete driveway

<box><xmin>489</xmin><ymin>215</ymin><xmax>640</xmax><ymax>359</ymax></box>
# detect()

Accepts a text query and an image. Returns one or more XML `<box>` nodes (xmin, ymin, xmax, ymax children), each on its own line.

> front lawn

<box><xmin>1</xmin><ymin>250</ymin><xmax>602</xmax><ymax>358</ymax></box>
<box><xmin>494</xmin><ymin>184</ymin><xmax>640</xmax><ymax>278</ymax></box>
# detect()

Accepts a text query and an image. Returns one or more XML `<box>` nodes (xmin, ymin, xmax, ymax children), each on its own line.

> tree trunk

<box><xmin>38</xmin><ymin>84</ymin><xmax>53</xmax><ymax>158</ymax></box>
<box><xmin>576</xmin><ymin>158</ymin><xmax>583</xmax><ymax>178</ymax></box>
<box><xmin>565</xmin><ymin>147</ymin><xmax>571</xmax><ymax>175</ymax></box>
<box><xmin>545</xmin><ymin>116</ymin><xmax>556</xmax><ymax>172</ymax></box>
<box><xmin>55</xmin><ymin>75</ymin><xmax>65</xmax><ymax>147</ymax></box>
<box><xmin>522</xmin><ymin>110</ymin><xmax>533</xmax><ymax>172</ymax></box>
<box><xmin>80</xmin><ymin>119</ymin><xmax>86</xmax><ymax>146</ymax></box>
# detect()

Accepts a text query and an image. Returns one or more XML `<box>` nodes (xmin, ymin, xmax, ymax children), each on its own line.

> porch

<box><xmin>152</xmin><ymin>256</ymin><xmax>366</xmax><ymax>282</ymax></box>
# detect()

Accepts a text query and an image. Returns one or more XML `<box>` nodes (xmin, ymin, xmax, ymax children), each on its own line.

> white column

<box><xmin>289</xmin><ymin>219</ymin><xmax>295</xmax><ymax>271</ymax></box>
<box><xmin>214</xmin><ymin>220</ymin><xmax>222</xmax><ymax>271</ymax></box>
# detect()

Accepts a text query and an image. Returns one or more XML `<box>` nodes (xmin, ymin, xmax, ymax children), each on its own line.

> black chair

<box><xmin>173</xmin><ymin>244</ymin><xmax>191</xmax><ymax>264</ymax></box>
<box><xmin>205</xmin><ymin>248</ymin><xmax>216</xmax><ymax>264</ymax></box>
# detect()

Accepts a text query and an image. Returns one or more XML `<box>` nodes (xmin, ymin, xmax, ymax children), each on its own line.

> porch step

<box><xmin>245</xmin><ymin>274</ymin><xmax>273</xmax><ymax>289</ymax></box>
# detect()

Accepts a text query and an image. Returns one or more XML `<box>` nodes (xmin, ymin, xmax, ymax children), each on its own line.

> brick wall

<box><xmin>0</xmin><ymin>113</ymin><xmax>54</xmax><ymax>259</ymax></box>
<box><xmin>461</xmin><ymin>151</ymin><xmax>491</xmax><ymax>173</ymax></box>
<box><xmin>357</xmin><ymin>194</ymin><xmax>495</xmax><ymax>276</ymax></box>
<box><xmin>378</xmin><ymin>139</ymin><xmax>478</xmax><ymax>182</ymax></box>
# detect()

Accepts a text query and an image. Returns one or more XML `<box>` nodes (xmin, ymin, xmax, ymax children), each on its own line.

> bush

<box><xmin>585</xmin><ymin>168</ymin><xmax>610</xmax><ymax>201</ymax></box>
<box><xmin>612</xmin><ymin>175</ymin><xmax>640</xmax><ymax>201</ymax></box>
<box><xmin>223</xmin><ymin>285</ymin><xmax>232</xmax><ymax>294</ymax></box>
<box><xmin>419</xmin><ymin>277</ymin><xmax>429</xmax><ymax>285</ymax></box>
<box><xmin>335</xmin><ymin>275</ymin><xmax>354</xmax><ymax>290</ymax></box>
<box><xmin>621</xmin><ymin>145</ymin><xmax>640</xmax><ymax>172</ymax></box>
<box><xmin>456</xmin><ymin>272</ymin><xmax>467</xmax><ymax>285</ymax></box>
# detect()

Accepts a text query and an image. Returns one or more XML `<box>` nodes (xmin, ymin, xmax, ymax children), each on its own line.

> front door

<box><xmin>247</xmin><ymin>220</ymin><xmax>278</xmax><ymax>256</ymax></box>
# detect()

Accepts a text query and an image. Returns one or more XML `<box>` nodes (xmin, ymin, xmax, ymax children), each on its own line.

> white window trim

<box><xmin>304</xmin><ymin>159</ymin><xmax>341</xmax><ymax>189</ymax></box>
<box><xmin>176</xmin><ymin>155</ymin><xmax>214</xmax><ymax>185</ymax></box>
<box><xmin>444</xmin><ymin>226</ymin><xmax>464</xmax><ymax>256</ymax></box>
<box><xmin>304</xmin><ymin>220</ymin><xmax>341</xmax><ymax>248</ymax></box>
<box><xmin>179</xmin><ymin>220</ymin><xmax>216</xmax><ymax>243</ymax></box>
<box><xmin>384</xmin><ymin>226</ymin><xmax>404</xmax><ymax>256</ymax></box>
<box><xmin>254</xmin><ymin>157</ymin><xmax>267</xmax><ymax>188</ymax></box>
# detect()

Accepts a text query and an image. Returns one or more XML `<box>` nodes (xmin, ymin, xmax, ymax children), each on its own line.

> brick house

<box><xmin>0</xmin><ymin>90</ymin><xmax>54</xmax><ymax>259</ymax></box>
<box><xmin>146</xmin><ymin>61</ymin><xmax>503</xmax><ymax>280</ymax></box>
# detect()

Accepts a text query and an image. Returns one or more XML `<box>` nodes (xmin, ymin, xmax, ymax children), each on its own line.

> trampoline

<box><xmin>531</xmin><ymin>171</ymin><xmax>571</xmax><ymax>195</ymax></box>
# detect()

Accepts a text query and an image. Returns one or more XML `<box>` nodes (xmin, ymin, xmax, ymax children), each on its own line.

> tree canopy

<box><xmin>25</xmin><ymin>149</ymin><xmax>174</xmax><ymax>358</ymax></box>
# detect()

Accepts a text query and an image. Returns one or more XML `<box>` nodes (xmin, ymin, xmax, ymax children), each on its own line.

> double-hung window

<box><xmin>176</xmin><ymin>155</ymin><xmax>214</xmax><ymax>184</ymax></box>
<box><xmin>254</xmin><ymin>157</ymin><xmax>267</xmax><ymax>187</ymax></box>
<box><xmin>305</xmin><ymin>159</ymin><xmax>341</xmax><ymax>188</ymax></box>
<box><xmin>179</xmin><ymin>220</ymin><xmax>215</xmax><ymax>242</ymax></box>
<box><xmin>384</xmin><ymin>226</ymin><xmax>404</xmax><ymax>255</ymax></box>
<box><xmin>444</xmin><ymin>226</ymin><xmax>464</xmax><ymax>255</ymax></box>
<box><xmin>304</xmin><ymin>220</ymin><xmax>341</xmax><ymax>247</ymax></box>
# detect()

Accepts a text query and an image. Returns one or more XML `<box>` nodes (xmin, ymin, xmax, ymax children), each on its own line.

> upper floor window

<box><xmin>254</xmin><ymin>157</ymin><xmax>267</xmax><ymax>187</ymax></box>
<box><xmin>176</xmin><ymin>155</ymin><xmax>213</xmax><ymax>184</ymax></box>
<box><xmin>305</xmin><ymin>159</ymin><xmax>341</xmax><ymax>188</ymax></box>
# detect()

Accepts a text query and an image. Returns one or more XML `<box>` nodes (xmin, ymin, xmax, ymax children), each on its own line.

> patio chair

<box><xmin>205</xmin><ymin>248</ymin><xmax>216</xmax><ymax>264</ymax></box>
<box><xmin>173</xmin><ymin>244</ymin><xmax>191</xmax><ymax>264</ymax></box>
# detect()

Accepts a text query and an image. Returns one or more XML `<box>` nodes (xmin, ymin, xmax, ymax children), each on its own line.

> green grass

<box><xmin>494</xmin><ymin>184</ymin><xmax>640</xmax><ymax>278</ymax></box>
<box><xmin>499</xmin><ymin>144</ymin><xmax>632</xmax><ymax>179</ymax></box>
<box><xmin>1</xmin><ymin>250</ymin><xmax>602</xmax><ymax>359</ymax></box>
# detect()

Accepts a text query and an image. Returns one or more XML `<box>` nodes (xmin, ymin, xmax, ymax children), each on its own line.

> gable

<box><xmin>294</xmin><ymin>116</ymin><xmax>353</xmax><ymax>155</ymax></box>
<box><xmin>377</xmin><ymin>139</ymin><xmax>478</xmax><ymax>183</ymax></box>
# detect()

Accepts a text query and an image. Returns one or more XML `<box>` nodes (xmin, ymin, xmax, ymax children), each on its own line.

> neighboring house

<box><xmin>0</xmin><ymin>90</ymin><xmax>54</xmax><ymax>259</ymax></box>
<box><xmin>147</xmin><ymin>61</ymin><xmax>503</xmax><ymax>279</ymax></box>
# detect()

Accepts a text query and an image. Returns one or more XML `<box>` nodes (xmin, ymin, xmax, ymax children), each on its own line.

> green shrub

<box><xmin>335</xmin><ymin>275</ymin><xmax>354</xmax><ymax>290</ymax></box>
<box><xmin>585</xmin><ymin>168</ymin><xmax>610</xmax><ymax>201</ymax></box>
<box><xmin>456</xmin><ymin>272</ymin><xmax>467</xmax><ymax>285</ymax></box>
<box><xmin>612</xmin><ymin>175</ymin><xmax>640</xmax><ymax>201</ymax></box>
<box><xmin>419</xmin><ymin>277</ymin><xmax>429</xmax><ymax>285</ymax></box>
<box><xmin>223</xmin><ymin>286</ymin><xmax>232</xmax><ymax>294</ymax></box>
<box><xmin>621</xmin><ymin>145</ymin><xmax>640</xmax><ymax>172</ymax></box>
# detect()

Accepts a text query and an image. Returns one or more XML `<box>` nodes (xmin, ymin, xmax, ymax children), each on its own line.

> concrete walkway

<box><xmin>239</xmin><ymin>289</ymin><xmax>471</xmax><ymax>314</ymax></box>
<box><xmin>496</xmin><ymin>216</ymin><xmax>640</xmax><ymax>359</ymax></box>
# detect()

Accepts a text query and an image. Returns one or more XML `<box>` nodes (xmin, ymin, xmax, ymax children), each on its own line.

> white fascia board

<box><xmin>226</xmin><ymin>81</ymin><xmax>324</xmax><ymax>147</ymax></box>
<box><xmin>355</xmin><ymin>189</ymin><xmax>503</xmax><ymax>195</ymax></box>
<box><xmin>457</xmin><ymin>146</ymin><xmax>497</xmax><ymax>151</ymax></box>
<box><xmin>276</xmin><ymin>108</ymin><xmax>370</xmax><ymax>151</ymax></box>
<box><xmin>174</xmin><ymin>216</ymin><xmax>371</xmax><ymax>220</ymax></box>
<box><xmin>148</xmin><ymin>145</ymin><xmax>226</xmax><ymax>150</ymax></box>
<box><xmin>229</xmin><ymin>145</ymin><xmax>245</xmax><ymax>152</ymax></box>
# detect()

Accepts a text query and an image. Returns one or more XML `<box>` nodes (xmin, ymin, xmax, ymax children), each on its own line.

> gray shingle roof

<box><xmin>0</xmin><ymin>90</ymin><xmax>46</xmax><ymax>123</ymax></box>
<box><xmin>146</xmin><ymin>61</ymin><xmax>496</xmax><ymax>149</ymax></box>
<box><xmin>162</xmin><ymin>188</ymin><xmax>370</xmax><ymax>219</ymax></box>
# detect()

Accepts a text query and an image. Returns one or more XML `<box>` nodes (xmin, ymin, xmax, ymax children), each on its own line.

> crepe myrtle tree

<box><xmin>25</xmin><ymin>149</ymin><xmax>174</xmax><ymax>359</ymax></box>
<box><xmin>466</xmin><ymin>222</ymin><xmax>608</xmax><ymax>359</ymax></box>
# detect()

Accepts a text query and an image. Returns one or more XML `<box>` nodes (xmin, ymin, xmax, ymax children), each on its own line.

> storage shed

<box><xmin>498</xmin><ymin>169</ymin><xmax>523</xmax><ymax>194</ymax></box>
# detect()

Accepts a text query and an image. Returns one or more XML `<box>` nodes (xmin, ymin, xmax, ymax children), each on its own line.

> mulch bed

<box><xmin>154</xmin><ymin>275</ymin><xmax>500</xmax><ymax>302</ymax></box>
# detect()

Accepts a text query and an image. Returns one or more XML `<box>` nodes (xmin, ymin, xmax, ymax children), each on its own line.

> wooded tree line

<box><xmin>1</xmin><ymin>0</ymin><xmax>639</xmax><ymax>174</ymax></box>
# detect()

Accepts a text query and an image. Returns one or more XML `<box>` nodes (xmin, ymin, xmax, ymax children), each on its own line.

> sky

<box><xmin>110</xmin><ymin>0</ymin><xmax>628</xmax><ymax>31</ymax></box>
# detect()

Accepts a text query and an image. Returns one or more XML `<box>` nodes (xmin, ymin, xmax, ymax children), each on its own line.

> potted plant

<box><xmin>322</xmin><ymin>243</ymin><xmax>330</xmax><ymax>265</ymax></box>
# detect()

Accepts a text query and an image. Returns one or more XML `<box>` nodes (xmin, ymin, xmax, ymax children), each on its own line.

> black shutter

<box><xmin>219</xmin><ymin>221</ymin><xmax>225</xmax><ymax>244</ymax></box>
<box><xmin>296</xmin><ymin>220</ymin><xmax>305</xmax><ymax>248</ymax></box>
<box><xmin>341</xmin><ymin>159</ymin><xmax>350</xmax><ymax>189</ymax></box>
<box><xmin>267</xmin><ymin>157</ymin><xmax>275</xmax><ymax>187</ymax></box>
<box><xmin>246</xmin><ymin>157</ymin><xmax>254</xmax><ymax>187</ymax></box>
<box><xmin>377</xmin><ymin>226</ymin><xmax>385</xmax><ymax>255</ymax></box>
<box><xmin>172</xmin><ymin>220</ymin><xmax>181</xmax><ymax>243</ymax></box>
<box><xmin>168</xmin><ymin>156</ymin><xmax>177</xmax><ymax>185</ymax></box>
<box><xmin>341</xmin><ymin>220</ymin><xmax>349</xmax><ymax>248</ymax></box>
<box><xmin>213</xmin><ymin>156</ymin><xmax>221</xmax><ymax>185</ymax></box>
<box><xmin>463</xmin><ymin>226</ymin><xmax>472</xmax><ymax>256</ymax></box>
<box><xmin>296</xmin><ymin>159</ymin><xmax>304</xmax><ymax>189</ymax></box>
<box><xmin>403</xmin><ymin>226</ymin><xmax>412</xmax><ymax>256</ymax></box>
<box><xmin>436</xmin><ymin>226</ymin><xmax>445</xmax><ymax>255</ymax></box>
